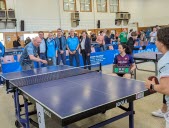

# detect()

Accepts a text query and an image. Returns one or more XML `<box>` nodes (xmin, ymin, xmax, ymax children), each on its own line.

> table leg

<box><xmin>15</xmin><ymin>89</ymin><xmax>21</xmax><ymax>119</ymax></box>
<box><xmin>134</xmin><ymin>68</ymin><xmax>136</xmax><ymax>79</ymax></box>
<box><xmin>155</xmin><ymin>62</ymin><xmax>158</xmax><ymax>76</ymax></box>
<box><xmin>129</xmin><ymin>102</ymin><xmax>134</xmax><ymax>128</ymax></box>
<box><xmin>24</xmin><ymin>97</ymin><xmax>30</xmax><ymax>128</ymax></box>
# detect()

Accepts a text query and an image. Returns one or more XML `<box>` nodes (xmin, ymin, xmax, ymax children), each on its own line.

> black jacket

<box><xmin>80</xmin><ymin>37</ymin><xmax>91</xmax><ymax>54</ymax></box>
<box><xmin>13</xmin><ymin>40</ymin><xmax>21</xmax><ymax>47</ymax></box>
<box><xmin>127</xmin><ymin>37</ymin><xmax>139</xmax><ymax>51</ymax></box>
<box><xmin>127</xmin><ymin>37</ymin><xmax>146</xmax><ymax>51</ymax></box>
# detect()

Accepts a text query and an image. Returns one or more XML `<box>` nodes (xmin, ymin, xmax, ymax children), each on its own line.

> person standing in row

<box><xmin>20</xmin><ymin>37</ymin><xmax>47</xmax><ymax>70</ymax></box>
<box><xmin>67</xmin><ymin>29</ymin><xmax>80</xmax><ymax>67</ymax></box>
<box><xmin>55</xmin><ymin>28</ymin><xmax>67</xmax><ymax>65</ymax></box>
<box><xmin>0</xmin><ymin>41</ymin><xmax>5</xmax><ymax>59</ymax></box>
<box><xmin>46</xmin><ymin>32</ymin><xmax>57</xmax><ymax>66</ymax></box>
<box><xmin>38</xmin><ymin>31</ymin><xmax>47</xmax><ymax>67</ymax></box>
<box><xmin>80</xmin><ymin>31</ymin><xmax>91</xmax><ymax>70</ymax></box>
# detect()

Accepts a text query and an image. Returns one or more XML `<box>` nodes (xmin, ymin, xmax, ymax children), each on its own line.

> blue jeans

<box><xmin>100</xmin><ymin>45</ymin><xmax>105</xmax><ymax>51</ymax></box>
<box><xmin>104</xmin><ymin>44</ymin><xmax>112</xmax><ymax>50</ymax></box>
<box><xmin>39</xmin><ymin>53</ymin><xmax>47</xmax><ymax>67</ymax></box>
<box><xmin>50</xmin><ymin>56</ymin><xmax>57</xmax><ymax>66</ymax></box>
<box><xmin>69</xmin><ymin>51</ymin><xmax>80</xmax><ymax>67</ymax></box>
<box><xmin>81</xmin><ymin>50</ymin><xmax>91</xmax><ymax>70</ymax></box>
<box><xmin>57</xmin><ymin>51</ymin><xmax>66</xmax><ymax>65</ymax></box>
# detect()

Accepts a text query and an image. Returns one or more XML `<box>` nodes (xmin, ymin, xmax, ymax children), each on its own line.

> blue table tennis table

<box><xmin>2</xmin><ymin>65</ymin><xmax>153</xmax><ymax>128</ymax></box>
<box><xmin>134</xmin><ymin>52</ymin><xmax>163</xmax><ymax>79</ymax></box>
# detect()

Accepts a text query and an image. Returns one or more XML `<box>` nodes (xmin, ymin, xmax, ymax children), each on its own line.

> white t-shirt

<box><xmin>158</xmin><ymin>51</ymin><xmax>169</xmax><ymax>105</ymax></box>
<box><xmin>39</xmin><ymin>39</ymin><xmax>46</xmax><ymax>53</ymax></box>
<box><xmin>81</xmin><ymin>38</ymin><xmax>85</xmax><ymax>50</ymax></box>
<box><xmin>150</xmin><ymin>31</ymin><xmax>157</xmax><ymax>43</ymax></box>
<box><xmin>127</xmin><ymin>32</ymin><xmax>132</xmax><ymax>39</ymax></box>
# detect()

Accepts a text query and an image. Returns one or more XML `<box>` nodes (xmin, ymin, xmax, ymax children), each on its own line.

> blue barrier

<box><xmin>1</xmin><ymin>44</ymin><xmax>158</xmax><ymax>73</ymax></box>
<box><xmin>133</xmin><ymin>44</ymin><xmax>158</xmax><ymax>54</ymax></box>
<box><xmin>2</xmin><ymin>62</ymin><xmax>22</xmax><ymax>73</ymax></box>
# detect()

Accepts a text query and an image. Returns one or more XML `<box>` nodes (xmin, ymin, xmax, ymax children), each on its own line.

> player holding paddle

<box><xmin>145</xmin><ymin>27</ymin><xmax>169</xmax><ymax>128</ymax></box>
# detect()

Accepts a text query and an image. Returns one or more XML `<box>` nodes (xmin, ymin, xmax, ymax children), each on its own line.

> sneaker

<box><xmin>151</xmin><ymin>109</ymin><xmax>165</xmax><ymax>118</ymax></box>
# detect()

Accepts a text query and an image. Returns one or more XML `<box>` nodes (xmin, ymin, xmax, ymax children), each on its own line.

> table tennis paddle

<box><xmin>148</xmin><ymin>76</ymin><xmax>159</xmax><ymax>93</ymax></box>
<box><xmin>148</xmin><ymin>76</ymin><xmax>159</xmax><ymax>84</ymax></box>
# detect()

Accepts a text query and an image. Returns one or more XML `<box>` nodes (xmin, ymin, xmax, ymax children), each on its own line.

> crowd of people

<box><xmin>19</xmin><ymin>26</ymin><xmax>160</xmax><ymax>76</ymax></box>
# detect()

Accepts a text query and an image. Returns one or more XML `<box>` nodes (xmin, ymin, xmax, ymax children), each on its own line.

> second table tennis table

<box><xmin>133</xmin><ymin>52</ymin><xmax>163</xmax><ymax>79</ymax></box>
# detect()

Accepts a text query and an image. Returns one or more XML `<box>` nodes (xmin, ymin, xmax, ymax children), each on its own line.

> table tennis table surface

<box><xmin>5</xmin><ymin>47</ymin><xmax>24</xmax><ymax>56</ymax></box>
<box><xmin>9</xmin><ymin>65</ymin><xmax>149</xmax><ymax>126</ymax></box>
<box><xmin>134</xmin><ymin>52</ymin><xmax>163</xmax><ymax>60</ymax></box>
<box><xmin>5</xmin><ymin>47</ymin><xmax>24</xmax><ymax>52</ymax></box>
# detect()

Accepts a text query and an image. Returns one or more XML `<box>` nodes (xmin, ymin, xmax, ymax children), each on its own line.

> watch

<box><xmin>150</xmin><ymin>84</ymin><xmax>155</xmax><ymax>91</ymax></box>
<box><xmin>130</xmin><ymin>70</ymin><xmax>133</xmax><ymax>74</ymax></box>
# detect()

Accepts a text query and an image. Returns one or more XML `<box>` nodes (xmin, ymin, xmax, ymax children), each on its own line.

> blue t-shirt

<box><xmin>158</xmin><ymin>51</ymin><xmax>169</xmax><ymax>105</ymax></box>
<box><xmin>113</xmin><ymin>54</ymin><xmax>134</xmax><ymax>66</ymax></box>
<box><xmin>46</xmin><ymin>38</ymin><xmax>57</xmax><ymax>58</ymax></box>
<box><xmin>0</xmin><ymin>42</ymin><xmax>5</xmax><ymax>57</ymax></box>
<box><xmin>20</xmin><ymin>42</ymin><xmax>38</xmax><ymax>65</ymax></box>
<box><xmin>67</xmin><ymin>36</ymin><xmax>79</xmax><ymax>51</ymax></box>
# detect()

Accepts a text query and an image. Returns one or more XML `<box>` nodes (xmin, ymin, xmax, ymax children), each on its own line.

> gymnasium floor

<box><xmin>0</xmin><ymin>62</ymin><xmax>165</xmax><ymax>128</ymax></box>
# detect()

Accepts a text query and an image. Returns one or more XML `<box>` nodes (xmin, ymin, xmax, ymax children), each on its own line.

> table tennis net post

<box><xmin>10</xmin><ymin>63</ymin><xmax>101</xmax><ymax>88</ymax></box>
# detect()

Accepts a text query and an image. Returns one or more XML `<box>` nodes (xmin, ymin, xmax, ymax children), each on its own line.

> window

<box><xmin>80</xmin><ymin>0</ymin><xmax>92</xmax><ymax>12</ymax></box>
<box><xmin>63</xmin><ymin>0</ymin><xmax>76</xmax><ymax>11</ymax></box>
<box><xmin>0</xmin><ymin>0</ymin><xmax>6</xmax><ymax>10</ymax></box>
<box><xmin>110</xmin><ymin>0</ymin><xmax>119</xmax><ymax>13</ymax></box>
<box><xmin>97</xmin><ymin>0</ymin><xmax>107</xmax><ymax>12</ymax></box>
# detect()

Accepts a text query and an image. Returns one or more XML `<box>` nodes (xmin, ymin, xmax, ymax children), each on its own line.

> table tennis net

<box><xmin>10</xmin><ymin>63</ymin><xmax>101</xmax><ymax>88</ymax></box>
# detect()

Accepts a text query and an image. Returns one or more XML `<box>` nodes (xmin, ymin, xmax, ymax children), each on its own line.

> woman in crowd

<box><xmin>80</xmin><ymin>31</ymin><xmax>91</xmax><ymax>70</ymax></box>
<box><xmin>104</xmin><ymin>30</ymin><xmax>113</xmax><ymax>50</ymax></box>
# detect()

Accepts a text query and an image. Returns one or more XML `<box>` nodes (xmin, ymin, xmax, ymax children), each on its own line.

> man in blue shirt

<box><xmin>55</xmin><ymin>28</ymin><xmax>67</xmax><ymax>65</ymax></box>
<box><xmin>20</xmin><ymin>37</ymin><xmax>47</xmax><ymax>70</ymax></box>
<box><xmin>67</xmin><ymin>29</ymin><xmax>80</xmax><ymax>67</ymax></box>
<box><xmin>38</xmin><ymin>31</ymin><xmax>47</xmax><ymax>67</ymax></box>
<box><xmin>0</xmin><ymin>41</ymin><xmax>5</xmax><ymax>58</ymax></box>
<box><xmin>46</xmin><ymin>32</ymin><xmax>58</xmax><ymax>66</ymax></box>
<box><xmin>0</xmin><ymin>41</ymin><xmax>5</xmax><ymax>85</ymax></box>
